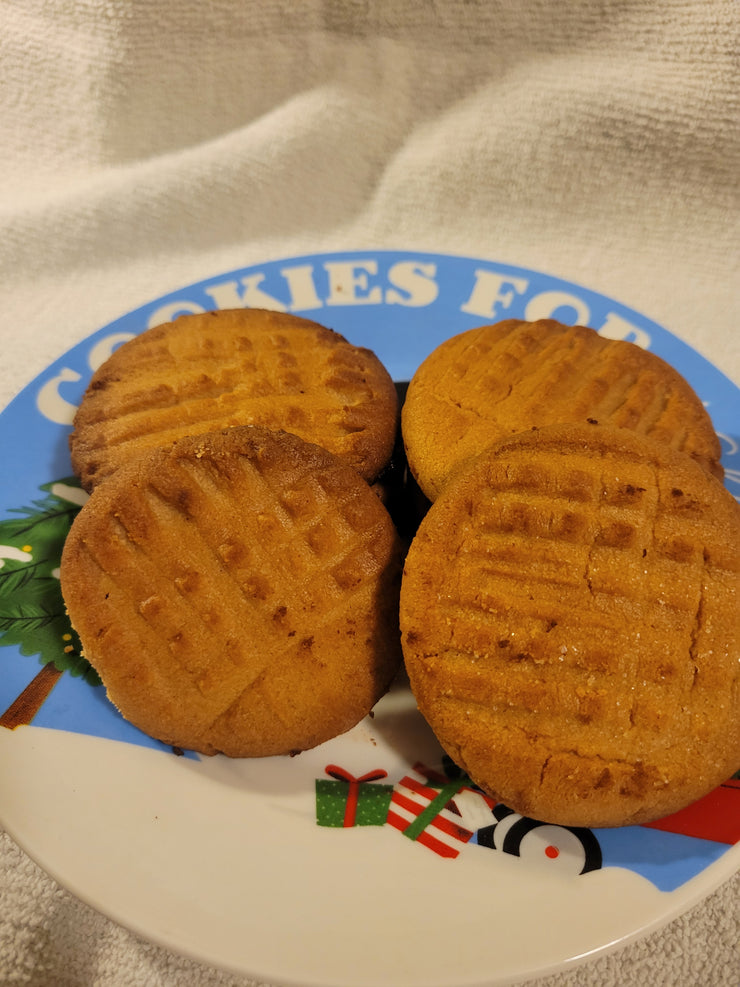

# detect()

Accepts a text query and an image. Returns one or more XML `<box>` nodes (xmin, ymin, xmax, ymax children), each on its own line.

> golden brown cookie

<box><xmin>70</xmin><ymin>308</ymin><xmax>398</xmax><ymax>491</ymax></box>
<box><xmin>402</xmin><ymin>319</ymin><xmax>723</xmax><ymax>501</ymax></box>
<box><xmin>400</xmin><ymin>423</ymin><xmax>740</xmax><ymax>828</ymax></box>
<box><xmin>61</xmin><ymin>425</ymin><xmax>403</xmax><ymax>757</ymax></box>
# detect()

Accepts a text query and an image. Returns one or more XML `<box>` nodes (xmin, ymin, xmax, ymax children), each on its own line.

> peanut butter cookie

<box><xmin>71</xmin><ymin>308</ymin><xmax>398</xmax><ymax>490</ymax></box>
<box><xmin>400</xmin><ymin>423</ymin><xmax>739</xmax><ymax>827</ymax></box>
<box><xmin>62</xmin><ymin>425</ymin><xmax>403</xmax><ymax>757</ymax></box>
<box><xmin>402</xmin><ymin>319</ymin><xmax>722</xmax><ymax>501</ymax></box>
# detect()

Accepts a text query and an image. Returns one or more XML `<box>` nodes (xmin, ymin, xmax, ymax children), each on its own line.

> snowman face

<box><xmin>513</xmin><ymin>823</ymin><xmax>596</xmax><ymax>875</ymax></box>
<box><xmin>475</xmin><ymin>805</ymin><xmax>603</xmax><ymax>875</ymax></box>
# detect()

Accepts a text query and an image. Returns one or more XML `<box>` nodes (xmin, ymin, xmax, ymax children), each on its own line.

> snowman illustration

<box><xmin>472</xmin><ymin>803</ymin><xmax>603</xmax><ymax>875</ymax></box>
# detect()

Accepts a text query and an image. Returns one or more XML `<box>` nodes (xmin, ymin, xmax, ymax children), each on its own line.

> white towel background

<box><xmin>0</xmin><ymin>1</ymin><xmax>738</xmax><ymax>984</ymax></box>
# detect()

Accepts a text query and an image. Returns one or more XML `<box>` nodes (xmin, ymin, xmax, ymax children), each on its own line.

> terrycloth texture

<box><xmin>0</xmin><ymin>1</ymin><xmax>738</xmax><ymax>985</ymax></box>
<box><xmin>0</xmin><ymin>0</ymin><xmax>738</xmax><ymax>409</ymax></box>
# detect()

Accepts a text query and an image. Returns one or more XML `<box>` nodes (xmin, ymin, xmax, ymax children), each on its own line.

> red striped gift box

<box><xmin>387</xmin><ymin>762</ymin><xmax>495</xmax><ymax>858</ymax></box>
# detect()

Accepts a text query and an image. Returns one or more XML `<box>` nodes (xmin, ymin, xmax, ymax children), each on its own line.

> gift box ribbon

<box><xmin>324</xmin><ymin>764</ymin><xmax>389</xmax><ymax>827</ymax></box>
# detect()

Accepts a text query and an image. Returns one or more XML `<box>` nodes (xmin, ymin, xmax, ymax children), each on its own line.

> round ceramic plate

<box><xmin>1</xmin><ymin>251</ymin><xmax>738</xmax><ymax>987</ymax></box>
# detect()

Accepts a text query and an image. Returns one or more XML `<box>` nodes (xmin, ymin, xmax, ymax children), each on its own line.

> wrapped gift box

<box><xmin>315</xmin><ymin>764</ymin><xmax>393</xmax><ymax>827</ymax></box>
<box><xmin>387</xmin><ymin>761</ymin><xmax>495</xmax><ymax>858</ymax></box>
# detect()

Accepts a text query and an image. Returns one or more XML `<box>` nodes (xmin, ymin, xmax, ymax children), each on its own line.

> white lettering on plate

<box><xmin>281</xmin><ymin>265</ymin><xmax>323</xmax><ymax>311</ymax></box>
<box><xmin>36</xmin><ymin>367</ymin><xmax>82</xmax><ymax>425</ymax></box>
<box><xmin>597</xmin><ymin>312</ymin><xmax>651</xmax><ymax>348</ymax></box>
<box><xmin>385</xmin><ymin>261</ymin><xmax>439</xmax><ymax>307</ymax></box>
<box><xmin>460</xmin><ymin>270</ymin><xmax>530</xmax><ymax>319</ymax></box>
<box><xmin>524</xmin><ymin>290</ymin><xmax>591</xmax><ymax>326</ymax></box>
<box><xmin>325</xmin><ymin>260</ymin><xmax>383</xmax><ymax>306</ymax></box>
<box><xmin>88</xmin><ymin>333</ymin><xmax>135</xmax><ymax>372</ymax></box>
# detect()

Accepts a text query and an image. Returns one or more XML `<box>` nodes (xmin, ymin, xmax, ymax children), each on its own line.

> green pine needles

<box><xmin>0</xmin><ymin>479</ymin><xmax>100</xmax><ymax>729</ymax></box>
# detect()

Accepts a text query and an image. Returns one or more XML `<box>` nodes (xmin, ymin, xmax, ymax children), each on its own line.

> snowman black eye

<box><xmin>476</xmin><ymin>823</ymin><xmax>496</xmax><ymax>848</ymax></box>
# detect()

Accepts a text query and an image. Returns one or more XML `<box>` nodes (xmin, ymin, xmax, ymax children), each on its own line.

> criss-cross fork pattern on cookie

<box><xmin>402</xmin><ymin>320</ymin><xmax>723</xmax><ymax>500</ymax></box>
<box><xmin>401</xmin><ymin>424</ymin><xmax>739</xmax><ymax>826</ymax></box>
<box><xmin>62</xmin><ymin>428</ymin><xmax>402</xmax><ymax>756</ymax></box>
<box><xmin>71</xmin><ymin>309</ymin><xmax>398</xmax><ymax>489</ymax></box>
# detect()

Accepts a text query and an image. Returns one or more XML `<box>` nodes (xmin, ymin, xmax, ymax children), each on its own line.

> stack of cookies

<box><xmin>61</xmin><ymin>309</ymin><xmax>403</xmax><ymax>757</ymax></box>
<box><xmin>70</xmin><ymin>307</ymin><xmax>400</xmax><ymax>490</ymax></box>
<box><xmin>400</xmin><ymin>319</ymin><xmax>740</xmax><ymax>827</ymax></box>
<box><xmin>61</xmin><ymin>308</ymin><xmax>739</xmax><ymax>829</ymax></box>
